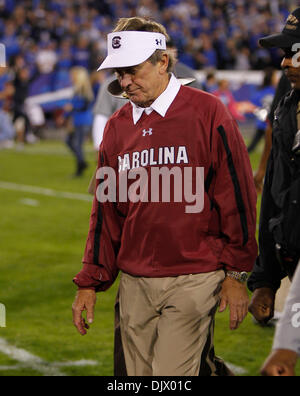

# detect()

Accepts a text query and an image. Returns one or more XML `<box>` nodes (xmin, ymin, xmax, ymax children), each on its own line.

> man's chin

<box><xmin>130</xmin><ymin>97</ymin><xmax>149</xmax><ymax>107</ymax></box>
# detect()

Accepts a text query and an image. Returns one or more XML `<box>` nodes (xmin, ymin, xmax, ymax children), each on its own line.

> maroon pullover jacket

<box><xmin>73</xmin><ymin>85</ymin><xmax>258</xmax><ymax>292</ymax></box>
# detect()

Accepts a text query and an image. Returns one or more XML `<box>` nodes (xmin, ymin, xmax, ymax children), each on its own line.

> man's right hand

<box><xmin>248</xmin><ymin>287</ymin><xmax>276</xmax><ymax>324</ymax></box>
<box><xmin>253</xmin><ymin>171</ymin><xmax>264</xmax><ymax>194</ymax></box>
<box><xmin>72</xmin><ymin>289</ymin><xmax>97</xmax><ymax>335</ymax></box>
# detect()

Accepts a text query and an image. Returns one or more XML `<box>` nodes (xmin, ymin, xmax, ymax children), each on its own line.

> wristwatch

<box><xmin>226</xmin><ymin>271</ymin><xmax>248</xmax><ymax>284</ymax></box>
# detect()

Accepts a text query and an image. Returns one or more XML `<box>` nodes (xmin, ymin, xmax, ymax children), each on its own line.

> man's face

<box><xmin>115</xmin><ymin>56</ymin><xmax>168</xmax><ymax>107</ymax></box>
<box><xmin>281</xmin><ymin>48</ymin><xmax>300</xmax><ymax>89</ymax></box>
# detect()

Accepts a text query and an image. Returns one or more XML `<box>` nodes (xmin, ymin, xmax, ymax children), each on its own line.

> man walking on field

<box><xmin>72</xmin><ymin>17</ymin><xmax>257</xmax><ymax>376</ymax></box>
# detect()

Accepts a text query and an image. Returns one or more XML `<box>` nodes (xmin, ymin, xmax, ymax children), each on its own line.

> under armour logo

<box><xmin>112</xmin><ymin>36</ymin><xmax>122</xmax><ymax>49</ymax></box>
<box><xmin>142</xmin><ymin>128</ymin><xmax>153</xmax><ymax>136</ymax></box>
<box><xmin>155</xmin><ymin>39</ymin><xmax>162</xmax><ymax>46</ymax></box>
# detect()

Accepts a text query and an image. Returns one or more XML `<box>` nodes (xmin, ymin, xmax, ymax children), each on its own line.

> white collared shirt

<box><xmin>131</xmin><ymin>73</ymin><xmax>181</xmax><ymax>125</ymax></box>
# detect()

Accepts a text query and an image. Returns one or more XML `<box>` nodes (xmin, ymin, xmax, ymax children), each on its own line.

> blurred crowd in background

<box><xmin>0</xmin><ymin>0</ymin><xmax>297</xmax><ymax>72</ymax></box>
<box><xmin>0</xmin><ymin>0</ymin><xmax>297</xmax><ymax>151</ymax></box>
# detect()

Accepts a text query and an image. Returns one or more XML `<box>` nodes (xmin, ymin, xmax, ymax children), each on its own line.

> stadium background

<box><xmin>1</xmin><ymin>0</ymin><xmax>300</xmax><ymax>376</ymax></box>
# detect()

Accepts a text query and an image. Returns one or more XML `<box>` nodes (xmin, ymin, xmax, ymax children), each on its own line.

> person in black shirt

<box><xmin>248</xmin><ymin>7</ymin><xmax>300</xmax><ymax>324</ymax></box>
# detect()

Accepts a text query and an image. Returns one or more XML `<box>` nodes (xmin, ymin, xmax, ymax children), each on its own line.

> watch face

<box><xmin>240</xmin><ymin>272</ymin><xmax>248</xmax><ymax>282</ymax></box>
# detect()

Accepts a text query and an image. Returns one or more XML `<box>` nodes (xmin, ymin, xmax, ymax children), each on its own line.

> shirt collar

<box><xmin>131</xmin><ymin>73</ymin><xmax>181</xmax><ymax>125</ymax></box>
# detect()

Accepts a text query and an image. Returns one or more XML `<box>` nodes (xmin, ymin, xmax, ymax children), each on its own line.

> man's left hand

<box><xmin>219</xmin><ymin>277</ymin><xmax>249</xmax><ymax>330</ymax></box>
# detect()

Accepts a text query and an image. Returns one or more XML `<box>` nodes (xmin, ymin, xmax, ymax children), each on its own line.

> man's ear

<box><xmin>159</xmin><ymin>53</ymin><xmax>169</xmax><ymax>74</ymax></box>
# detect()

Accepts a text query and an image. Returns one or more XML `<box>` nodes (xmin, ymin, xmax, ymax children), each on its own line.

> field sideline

<box><xmin>0</xmin><ymin>139</ymin><xmax>299</xmax><ymax>376</ymax></box>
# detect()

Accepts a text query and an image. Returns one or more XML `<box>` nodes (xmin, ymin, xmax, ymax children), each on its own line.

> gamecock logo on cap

<box><xmin>112</xmin><ymin>36</ymin><xmax>122</xmax><ymax>49</ymax></box>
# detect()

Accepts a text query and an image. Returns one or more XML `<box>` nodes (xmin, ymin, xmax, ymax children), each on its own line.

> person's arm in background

<box><xmin>253</xmin><ymin>122</ymin><xmax>272</xmax><ymax>194</ymax></box>
<box><xmin>261</xmin><ymin>263</ymin><xmax>300</xmax><ymax>376</ymax></box>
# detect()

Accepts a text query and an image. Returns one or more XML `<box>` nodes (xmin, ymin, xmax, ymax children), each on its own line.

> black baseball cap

<box><xmin>260</xmin><ymin>7</ymin><xmax>300</xmax><ymax>49</ymax></box>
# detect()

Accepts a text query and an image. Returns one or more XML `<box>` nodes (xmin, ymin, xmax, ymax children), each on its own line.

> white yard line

<box><xmin>0</xmin><ymin>338</ymin><xmax>65</xmax><ymax>376</ymax></box>
<box><xmin>225</xmin><ymin>362</ymin><xmax>247</xmax><ymax>375</ymax></box>
<box><xmin>19</xmin><ymin>198</ymin><xmax>40</xmax><ymax>207</ymax></box>
<box><xmin>0</xmin><ymin>338</ymin><xmax>246</xmax><ymax>376</ymax></box>
<box><xmin>0</xmin><ymin>181</ymin><xmax>93</xmax><ymax>202</ymax></box>
<box><xmin>54</xmin><ymin>360</ymin><xmax>98</xmax><ymax>367</ymax></box>
<box><xmin>0</xmin><ymin>338</ymin><xmax>98</xmax><ymax>376</ymax></box>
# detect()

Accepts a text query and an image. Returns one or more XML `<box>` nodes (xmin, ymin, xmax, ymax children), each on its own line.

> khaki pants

<box><xmin>119</xmin><ymin>270</ymin><xmax>225</xmax><ymax>376</ymax></box>
<box><xmin>275</xmin><ymin>277</ymin><xmax>291</xmax><ymax>312</ymax></box>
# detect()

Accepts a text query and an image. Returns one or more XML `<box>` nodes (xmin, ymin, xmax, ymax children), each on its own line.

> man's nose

<box><xmin>119</xmin><ymin>73</ymin><xmax>133</xmax><ymax>89</ymax></box>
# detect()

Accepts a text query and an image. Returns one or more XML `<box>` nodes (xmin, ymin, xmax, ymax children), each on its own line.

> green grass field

<box><xmin>0</xmin><ymin>138</ymin><xmax>299</xmax><ymax>376</ymax></box>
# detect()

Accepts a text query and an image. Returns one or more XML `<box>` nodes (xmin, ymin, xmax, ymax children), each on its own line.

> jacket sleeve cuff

<box><xmin>73</xmin><ymin>263</ymin><xmax>114</xmax><ymax>292</ymax></box>
<box><xmin>247</xmin><ymin>279</ymin><xmax>281</xmax><ymax>293</ymax></box>
<box><xmin>220</xmin><ymin>246</ymin><xmax>257</xmax><ymax>273</ymax></box>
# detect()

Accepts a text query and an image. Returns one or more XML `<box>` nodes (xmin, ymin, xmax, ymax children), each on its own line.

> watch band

<box><xmin>226</xmin><ymin>271</ymin><xmax>248</xmax><ymax>283</ymax></box>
